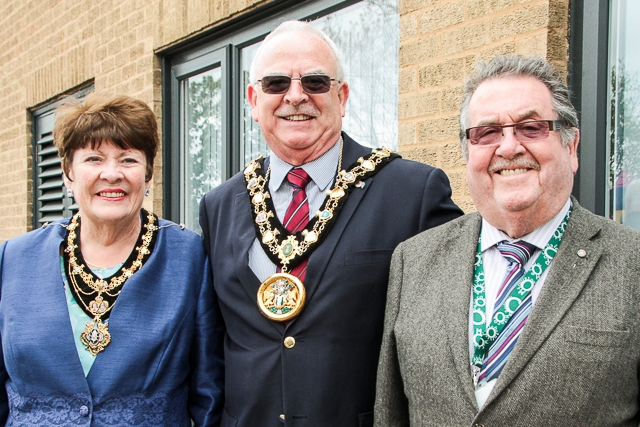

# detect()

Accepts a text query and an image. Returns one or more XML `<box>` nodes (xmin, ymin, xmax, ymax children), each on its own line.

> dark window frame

<box><xmin>569</xmin><ymin>0</ymin><xmax>610</xmax><ymax>215</ymax></box>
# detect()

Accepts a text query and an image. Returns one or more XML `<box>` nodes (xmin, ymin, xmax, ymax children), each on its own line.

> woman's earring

<box><xmin>145</xmin><ymin>189</ymin><xmax>150</xmax><ymax>197</ymax></box>
<box><xmin>66</xmin><ymin>188</ymin><xmax>73</xmax><ymax>198</ymax></box>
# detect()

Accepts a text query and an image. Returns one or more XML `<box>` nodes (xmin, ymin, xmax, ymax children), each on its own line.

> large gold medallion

<box><xmin>257</xmin><ymin>273</ymin><xmax>306</xmax><ymax>322</ymax></box>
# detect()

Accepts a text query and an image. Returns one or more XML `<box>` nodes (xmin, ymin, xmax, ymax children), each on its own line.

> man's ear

<box><xmin>568</xmin><ymin>128</ymin><xmax>580</xmax><ymax>174</ymax></box>
<box><xmin>337</xmin><ymin>82</ymin><xmax>349</xmax><ymax>117</ymax></box>
<box><xmin>248</xmin><ymin>84</ymin><xmax>260</xmax><ymax>122</ymax></box>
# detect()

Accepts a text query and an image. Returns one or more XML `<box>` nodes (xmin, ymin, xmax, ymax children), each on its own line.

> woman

<box><xmin>0</xmin><ymin>93</ymin><xmax>223</xmax><ymax>426</ymax></box>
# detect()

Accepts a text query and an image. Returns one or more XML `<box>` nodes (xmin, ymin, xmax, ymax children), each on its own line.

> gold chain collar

<box><xmin>244</xmin><ymin>140</ymin><xmax>397</xmax><ymax>272</ymax></box>
<box><xmin>63</xmin><ymin>209</ymin><xmax>158</xmax><ymax>355</ymax></box>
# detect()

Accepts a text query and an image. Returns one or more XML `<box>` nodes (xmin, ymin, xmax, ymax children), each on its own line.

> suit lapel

<box><xmin>485</xmin><ymin>204</ymin><xmax>603</xmax><ymax>403</ymax></box>
<box><xmin>302</xmin><ymin>134</ymin><xmax>371</xmax><ymax>305</ymax></box>
<box><xmin>231</xmin><ymin>189</ymin><xmax>286</xmax><ymax>334</ymax></box>
<box><xmin>233</xmin><ymin>190</ymin><xmax>262</xmax><ymax>292</ymax></box>
<box><xmin>441</xmin><ymin>214</ymin><xmax>483</xmax><ymax>409</ymax></box>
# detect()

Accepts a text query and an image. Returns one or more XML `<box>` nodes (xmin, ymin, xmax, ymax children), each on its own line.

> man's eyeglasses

<box><xmin>465</xmin><ymin>120</ymin><xmax>565</xmax><ymax>146</ymax></box>
<box><xmin>257</xmin><ymin>74</ymin><xmax>339</xmax><ymax>95</ymax></box>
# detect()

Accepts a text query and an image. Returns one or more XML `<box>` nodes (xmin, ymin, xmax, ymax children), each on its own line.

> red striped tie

<box><xmin>282</xmin><ymin>168</ymin><xmax>311</xmax><ymax>281</ymax></box>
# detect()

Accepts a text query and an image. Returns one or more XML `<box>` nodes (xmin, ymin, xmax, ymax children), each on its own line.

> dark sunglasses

<box><xmin>257</xmin><ymin>74</ymin><xmax>339</xmax><ymax>94</ymax></box>
<box><xmin>465</xmin><ymin>120</ymin><xmax>565</xmax><ymax>146</ymax></box>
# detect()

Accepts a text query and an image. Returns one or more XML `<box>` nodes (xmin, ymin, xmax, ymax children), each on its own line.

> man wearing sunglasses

<box><xmin>199</xmin><ymin>20</ymin><xmax>462</xmax><ymax>427</ymax></box>
<box><xmin>375</xmin><ymin>55</ymin><xmax>640</xmax><ymax>426</ymax></box>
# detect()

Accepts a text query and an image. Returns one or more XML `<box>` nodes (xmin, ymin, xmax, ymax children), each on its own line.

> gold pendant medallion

<box><xmin>257</xmin><ymin>273</ymin><xmax>306</xmax><ymax>322</ymax></box>
<box><xmin>80</xmin><ymin>318</ymin><xmax>112</xmax><ymax>356</ymax></box>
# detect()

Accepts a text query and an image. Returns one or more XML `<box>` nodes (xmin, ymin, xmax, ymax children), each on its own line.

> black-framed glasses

<box><xmin>465</xmin><ymin>120</ymin><xmax>565</xmax><ymax>146</ymax></box>
<box><xmin>257</xmin><ymin>74</ymin><xmax>339</xmax><ymax>95</ymax></box>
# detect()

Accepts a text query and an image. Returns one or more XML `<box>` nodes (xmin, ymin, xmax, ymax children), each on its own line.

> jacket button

<box><xmin>284</xmin><ymin>336</ymin><xmax>295</xmax><ymax>348</ymax></box>
<box><xmin>79</xmin><ymin>405</ymin><xmax>89</xmax><ymax>417</ymax></box>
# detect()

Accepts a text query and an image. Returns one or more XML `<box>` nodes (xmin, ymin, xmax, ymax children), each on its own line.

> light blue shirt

<box><xmin>61</xmin><ymin>259</ymin><xmax>123</xmax><ymax>376</ymax></box>
<box><xmin>248</xmin><ymin>139</ymin><xmax>341</xmax><ymax>281</ymax></box>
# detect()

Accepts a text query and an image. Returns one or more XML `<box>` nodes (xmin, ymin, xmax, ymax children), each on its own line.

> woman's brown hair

<box><xmin>53</xmin><ymin>92</ymin><xmax>159</xmax><ymax>181</ymax></box>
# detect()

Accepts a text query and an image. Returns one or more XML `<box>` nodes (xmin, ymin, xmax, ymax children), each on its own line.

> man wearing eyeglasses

<box><xmin>199</xmin><ymin>20</ymin><xmax>462</xmax><ymax>427</ymax></box>
<box><xmin>374</xmin><ymin>55</ymin><xmax>640</xmax><ymax>426</ymax></box>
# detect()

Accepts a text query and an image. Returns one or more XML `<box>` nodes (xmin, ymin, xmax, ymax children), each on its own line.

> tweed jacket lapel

<box><xmin>483</xmin><ymin>201</ymin><xmax>604</xmax><ymax>406</ymax></box>
<box><xmin>439</xmin><ymin>213</ymin><xmax>483</xmax><ymax>409</ymax></box>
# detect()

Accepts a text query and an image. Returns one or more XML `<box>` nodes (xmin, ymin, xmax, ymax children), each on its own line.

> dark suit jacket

<box><xmin>0</xmin><ymin>218</ymin><xmax>224</xmax><ymax>427</ymax></box>
<box><xmin>374</xmin><ymin>200</ymin><xmax>640</xmax><ymax>426</ymax></box>
<box><xmin>199</xmin><ymin>133</ymin><xmax>462</xmax><ymax>427</ymax></box>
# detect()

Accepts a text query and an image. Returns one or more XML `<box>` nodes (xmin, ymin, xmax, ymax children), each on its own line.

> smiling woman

<box><xmin>0</xmin><ymin>93</ymin><xmax>224</xmax><ymax>426</ymax></box>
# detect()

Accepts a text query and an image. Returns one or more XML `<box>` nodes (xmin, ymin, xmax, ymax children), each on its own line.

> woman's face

<box><xmin>65</xmin><ymin>141</ymin><xmax>150</xmax><ymax>229</ymax></box>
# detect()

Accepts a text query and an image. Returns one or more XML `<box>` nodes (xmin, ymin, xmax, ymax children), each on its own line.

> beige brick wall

<box><xmin>0</xmin><ymin>0</ymin><xmax>570</xmax><ymax>240</ymax></box>
<box><xmin>398</xmin><ymin>0</ymin><xmax>570</xmax><ymax>213</ymax></box>
<box><xmin>0</xmin><ymin>0</ymin><xmax>266</xmax><ymax>241</ymax></box>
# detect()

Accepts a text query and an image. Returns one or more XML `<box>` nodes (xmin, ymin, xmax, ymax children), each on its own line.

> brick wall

<box><xmin>397</xmin><ymin>0</ymin><xmax>570</xmax><ymax>213</ymax></box>
<box><xmin>0</xmin><ymin>0</ymin><xmax>570</xmax><ymax>240</ymax></box>
<box><xmin>0</xmin><ymin>0</ymin><xmax>266</xmax><ymax>241</ymax></box>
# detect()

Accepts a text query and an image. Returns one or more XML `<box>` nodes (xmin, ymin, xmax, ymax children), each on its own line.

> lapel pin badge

<box><xmin>577</xmin><ymin>249</ymin><xmax>587</xmax><ymax>258</ymax></box>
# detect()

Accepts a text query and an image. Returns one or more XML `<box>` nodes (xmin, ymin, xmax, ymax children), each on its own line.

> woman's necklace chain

<box><xmin>64</xmin><ymin>209</ymin><xmax>157</xmax><ymax>355</ymax></box>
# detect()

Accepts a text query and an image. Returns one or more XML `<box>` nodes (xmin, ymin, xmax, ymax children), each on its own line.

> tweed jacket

<box><xmin>0</xmin><ymin>216</ymin><xmax>224</xmax><ymax>426</ymax></box>
<box><xmin>374</xmin><ymin>200</ymin><xmax>640</xmax><ymax>426</ymax></box>
<box><xmin>199</xmin><ymin>132</ymin><xmax>463</xmax><ymax>427</ymax></box>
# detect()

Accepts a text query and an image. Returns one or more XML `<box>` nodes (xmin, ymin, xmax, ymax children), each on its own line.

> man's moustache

<box><xmin>488</xmin><ymin>158</ymin><xmax>541</xmax><ymax>173</ymax></box>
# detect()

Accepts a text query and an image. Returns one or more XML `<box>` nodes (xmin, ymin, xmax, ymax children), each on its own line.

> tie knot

<box><xmin>286</xmin><ymin>168</ymin><xmax>311</xmax><ymax>190</ymax></box>
<box><xmin>497</xmin><ymin>240</ymin><xmax>537</xmax><ymax>266</ymax></box>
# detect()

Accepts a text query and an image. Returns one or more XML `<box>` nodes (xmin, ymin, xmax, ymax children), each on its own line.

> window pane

<box><xmin>241</xmin><ymin>43</ymin><xmax>266</xmax><ymax>165</ymax></box>
<box><xmin>608</xmin><ymin>0</ymin><xmax>640</xmax><ymax>230</ymax></box>
<box><xmin>184</xmin><ymin>67</ymin><xmax>223</xmax><ymax>232</ymax></box>
<box><xmin>239</xmin><ymin>0</ymin><xmax>399</xmax><ymax>163</ymax></box>
<box><xmin>314</xmin><ymin>0</ymin><xmax>399</xmax><ymax>149</ymax></box>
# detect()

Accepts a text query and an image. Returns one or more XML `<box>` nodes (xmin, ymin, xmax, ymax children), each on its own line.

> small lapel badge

<box><xmin>355</xmin><ymin>181</ymin><xmax>365</xmax><ymax>189</ymax></box>
<box><xmin>577</xmin><ymin>249</ymin><xmax>587</xmax><ymax>258</ymax></box>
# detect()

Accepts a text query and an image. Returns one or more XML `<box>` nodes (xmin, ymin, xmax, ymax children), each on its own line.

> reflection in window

<box><xmin>608</xmin><ymin>0</ymin><xmax>640</xmax><ymax>231</ymax></box>
<box><xmin>184</xmin><ymin>68</ymin><xmax>223</xmax><ymax>232</ymax></box>
<box><xmin>240</xmin><ymin>0</ymin><xmax>399</xmax><ymax>163</ymax></box>
<box><xmin>241</xmin><ymin>43</ymin><xmax>265</xmax><ymax>165</ymax></box>
<box><xmin>317</xmin><ymin>0</ymin><xmax>399</xmax><ymax>149</ymax></box>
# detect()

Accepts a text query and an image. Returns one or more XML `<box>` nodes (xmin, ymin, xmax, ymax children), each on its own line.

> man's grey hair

<box><xmin>459</xmin><ymin>55</ymin><xmax>579</xmax><ymax>160</ymax></box>
<box><xmin>249</xmin><ymin>20</ymin><xmax>345</xmax><ymax>85</ymax></box>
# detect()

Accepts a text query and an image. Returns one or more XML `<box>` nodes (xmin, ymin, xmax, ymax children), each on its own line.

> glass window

<box><xmin>166</xmin><ymin>0</ymin><xmax>399</xmax><ymax>231</ymax></box>
<box><xmin>183</xmin><ymin>67</ymin><xmax>224</xmax><ymax>232</ymax></box>
<box><xmin>240</xmin><ymin>43</ymin><xmax>264</xmax><ymax>165</ymax></box>
<box><xmin>607</xmin><ymin>0</ymin><xmax>640</xmax><ymax>230</ymax></box>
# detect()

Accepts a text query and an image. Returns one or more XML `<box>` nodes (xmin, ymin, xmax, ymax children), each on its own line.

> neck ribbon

<box><xmin>471</xmin><ymin>207</ymin><xmax>571</xmax><ymax>371</ymax></box>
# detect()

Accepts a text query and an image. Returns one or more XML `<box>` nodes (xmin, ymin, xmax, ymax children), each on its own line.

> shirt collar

<box><xmin>480</xmin><ymin>198</ymin><xmax>572</xmax><ymax>252</ymax></box>
<box><xmin>269</xmin><ymin>138</ymin><xmax>341</xmax><ymax>192</ymax></box>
